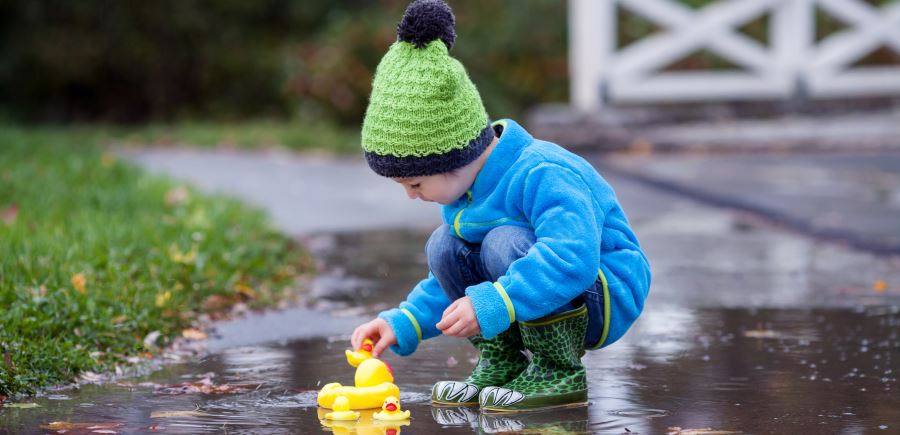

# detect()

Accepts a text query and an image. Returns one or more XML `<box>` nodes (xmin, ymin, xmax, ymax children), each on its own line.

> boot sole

<box><xmin>431</xmin><ymin>399</ymin><xmax>480</xmax><ymax>407</ymax></box>
<box><xmin>480</xmin><ymin>389</ymin><xmax>588</xmax><ymax>413</ymax></box>
<box><xmin>480</xmin><ymin>400</ymin><xmax>589</xmax><ymax>414</ymax></box>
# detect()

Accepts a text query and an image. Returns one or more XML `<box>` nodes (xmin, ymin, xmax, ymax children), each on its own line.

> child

<box><xmin>351</xmin><ymin>0</ymin><xmax>650</xmax><ymax>412</ymax></box>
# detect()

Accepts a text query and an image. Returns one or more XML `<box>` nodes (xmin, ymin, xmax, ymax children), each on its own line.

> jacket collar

<box><xmin>468</xmin><ymin>119</ymin><xmax>533</xmax><ymax>200</ymax></box>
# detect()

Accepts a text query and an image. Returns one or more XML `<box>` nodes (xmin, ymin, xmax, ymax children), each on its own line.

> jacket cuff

<box><xmin>465</xmin><ymin>281</ymin><xmax>514</xmax><ymax>339</ymax></box>
<box><xmin>378</xmin><ymin>308</ymin><xmax>421</xmax><ymax>356</ymax></box>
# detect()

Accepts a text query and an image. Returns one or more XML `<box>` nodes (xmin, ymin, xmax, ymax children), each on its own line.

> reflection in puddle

<box><xmin>2</xmin><ymin>229</ymin><xmax>898</xmax><ymax>434</ymax></box>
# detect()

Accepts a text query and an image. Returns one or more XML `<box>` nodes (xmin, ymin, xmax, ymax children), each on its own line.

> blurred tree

<box><xmin>0</xmin><ymin>0</ymin><xmax>333</xmax><ymax>122</ymax></box>
<box><xmin>0</xmin><ymin>0</ymin><xmax>569</xmax><ymax>125</ymax></box>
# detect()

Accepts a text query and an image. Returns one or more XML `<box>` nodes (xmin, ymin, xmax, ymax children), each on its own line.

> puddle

<box><xmin>2</xmin><ymin>229</ymin><xmax>898</xmax><ymax>434</ymax></box>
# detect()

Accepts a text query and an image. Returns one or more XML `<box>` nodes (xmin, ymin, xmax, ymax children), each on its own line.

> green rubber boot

<box><xmin>432</xmin><ymin>325</ymin><xmax>528</xmax><ymax>406</ymax></box>
<box><xmin>479</xmin><ymin>304</ymin><xmax>588</xmax><ymax>412</ymax></box>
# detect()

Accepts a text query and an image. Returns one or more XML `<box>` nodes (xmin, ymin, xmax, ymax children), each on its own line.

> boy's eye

<box><xmin>410</xmin><ymin>183</ymin><xmax>420</xmax><ymax>189</ymax></box>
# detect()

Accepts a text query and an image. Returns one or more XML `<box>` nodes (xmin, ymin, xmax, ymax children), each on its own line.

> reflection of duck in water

<box><xmin>346</xmin><ymin>338</ymin><xmax>374</xmax><ymax>367</ymax></box>
<box><xmin>318</xmin><ymin>407</ymin><xmax>409</xmax><ymax>435</ymax></box>
<box><xmin>324</xmin><ymin>396</ymin><xmax>360</xmax><ymax>421</ymax></box>
<box><xmin>318</xmin><ymin>358</ymin><xmax>400</xmax><ymax>410</ymax></box>
<box><xmin>373</xmin><ymin>396</ymin><xmax>410</xmax><ymax>421</ymax></box>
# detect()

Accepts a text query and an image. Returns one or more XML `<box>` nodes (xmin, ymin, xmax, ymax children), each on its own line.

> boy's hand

<box><xmin>437</xmin><ymin>296</ymin><xmax>481</xmax><ymax>337</ymax></box>
<box><xmin>351</xmin><ymin>318</ymin><xmax>396</xmax><ymax>358</ymax></box>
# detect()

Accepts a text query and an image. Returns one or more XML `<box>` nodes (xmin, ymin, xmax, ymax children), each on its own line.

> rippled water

<box><xmin>2</xmin><ymin>230</ymin><xmax>898</xmax><ymax>434</ymax></box>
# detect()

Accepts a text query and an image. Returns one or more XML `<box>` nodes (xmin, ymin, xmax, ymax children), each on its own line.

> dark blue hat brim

<box><xmin>364</xmin><ymin>123</ymin><xmax>494</xmax><ymax>178</ymax></box>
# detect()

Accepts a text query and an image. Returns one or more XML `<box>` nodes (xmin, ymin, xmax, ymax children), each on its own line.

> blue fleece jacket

<box><xmin>379</xmin><ymin>119</ymin><xmax>651</xmax><ymax>356</ymax></box>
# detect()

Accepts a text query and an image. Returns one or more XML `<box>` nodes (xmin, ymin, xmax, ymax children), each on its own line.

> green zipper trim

<box><xmin>493</xmin><ymin>282</ymin><xmax>516</xmax><ymax>323</ymax></box>
<box><xmin>461</xmin><ymin>216</ymin><xmax>527</xmax><ymax>228</ymax></box>
<box><xmin>589</xmin><ymin>268</ymin><xmax>612</xmax><ymax>349</ymax></box>
<box><xmin>453</xmin><ymin>190</ymin><xmax>473</xmax><ymax>239</ymax></box>
<box><xmin>400</xmin><ymin>308</ymin><xmax>422</xmax><ymax>342</ymax></box>
<box><xmin>521</xmin><ymin>303</ymin><xmax>588</xmax><ymax>327</ymax></box>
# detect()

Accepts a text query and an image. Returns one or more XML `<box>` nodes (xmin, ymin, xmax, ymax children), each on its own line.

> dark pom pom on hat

<box><xmin>396</xmin><ymin>0</ymin><xmax>456</xmax><ymax>50</ymax></box>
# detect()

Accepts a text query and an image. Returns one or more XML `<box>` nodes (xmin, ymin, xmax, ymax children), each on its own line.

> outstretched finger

<box><xmin>373</xmin><ymin>337</ymin><xmax>390</xmax><ymax>358</ymax></box>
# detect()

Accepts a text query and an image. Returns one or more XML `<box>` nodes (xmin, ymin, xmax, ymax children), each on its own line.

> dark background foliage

<box><xmin>0</xmin><ymin>0</ymin><xmax>569</xmax><ymax>125</ymax></box>
<box><xmin>1</xmin><ymin>0</ymin><xmax>893</xmax><ymax>125</ymax></box>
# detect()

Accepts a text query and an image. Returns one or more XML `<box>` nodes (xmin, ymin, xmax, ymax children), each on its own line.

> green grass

<box><xmin>0</xmin><ymin>126</ymin><xmax>313</xmax><ymax>397</ymax></box>
<box><xmin>73</xmin><ymin>119</ymin><xmax>360</xmax><ymax>154</ymax></box>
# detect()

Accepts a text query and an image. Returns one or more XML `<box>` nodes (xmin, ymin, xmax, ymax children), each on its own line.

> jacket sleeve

<box><xmin>465</xmin><ymin>163</ymin><xmax>602</xmax><ymax>339</ymax></box>
<box><xmin>378</xmin><ymin>272</ymin><xmax>450</xmax><ymax>356</ymax></box>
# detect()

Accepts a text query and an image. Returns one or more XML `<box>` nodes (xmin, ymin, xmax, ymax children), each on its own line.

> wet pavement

<box><xmin>601</xmin><ymin>152</ymin><xmax>900</xmax><ymax>255</ymax></box>
<box><xmin>2</xmin><ymin>149</ymin><xmax>900</xmax><ymax>434</ymax></box>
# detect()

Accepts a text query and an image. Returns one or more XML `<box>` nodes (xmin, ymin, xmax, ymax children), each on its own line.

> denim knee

<box><xmin>426</xmin><ymin>225</ymin><xmax>456</xmax><ymax>278</ymax></box>
<box><xmin>426</xmin><ymin>224</ymin><xmax>472</xmax><ymax>300</ymax></box>
<box><xmin>480</xmin><ymin>226</ymin><xmax>536</xmax><ymax>281</ymax></box>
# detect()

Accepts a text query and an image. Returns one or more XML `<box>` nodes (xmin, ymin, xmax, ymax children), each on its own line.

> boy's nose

<box><xmin>403</xmin><ymin>186</ymin><xmax>418</xmax><ymax>200</ymax></box>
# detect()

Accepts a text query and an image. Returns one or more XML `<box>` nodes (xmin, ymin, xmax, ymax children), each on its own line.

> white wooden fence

<box><xmin>569</xmin><ymin>0</ymin><xmax>900</xmax><ymax>111</ymax></box>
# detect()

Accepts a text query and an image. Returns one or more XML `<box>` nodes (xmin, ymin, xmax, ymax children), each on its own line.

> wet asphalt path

<box><xmin>1</xmin><ymin>148</ymin><xmax>898</xmax><ymax>434</ymax></box>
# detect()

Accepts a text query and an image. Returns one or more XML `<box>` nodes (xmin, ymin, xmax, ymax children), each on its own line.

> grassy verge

<box><xmin>0</xmin><ymin>126</ymin><xmax>312</xmax><ymax>397</ymax></box>
<box><xmin>25</xmin><ymin>119</ymin><xmax>361</xmax><ymax>154</ymax></box>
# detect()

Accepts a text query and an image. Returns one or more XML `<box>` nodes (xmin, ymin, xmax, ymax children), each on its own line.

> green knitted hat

<box><xmin>361</xmin><ymin>0</ymin><xmax>492</xmax><ymax>178</ymax></box>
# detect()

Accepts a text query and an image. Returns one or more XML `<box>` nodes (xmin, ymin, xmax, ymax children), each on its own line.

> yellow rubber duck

<box><xmin>346</xmin><ymin>338</ymin><xmax>374</xmax><ymax>367</ymax></box>
<box><xmin>324</xmin><ymin>396</ymin><xmax>360</xmax><ymax>421</ymax></box>
<box><xmin>373</xmin><ymin>396</ymin><xmax>410</xmax><ymax>421</ymax></box>
<box><xmin>318</xmin><ymin>358</ymin><xmax>400</xmax><ymax>410</ymax></box>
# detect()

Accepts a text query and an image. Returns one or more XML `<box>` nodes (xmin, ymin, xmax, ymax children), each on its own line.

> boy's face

<box><xmin>392</xmin><ymin>171</ymin><xmax>474</xmax><ymax>205</ymax></box>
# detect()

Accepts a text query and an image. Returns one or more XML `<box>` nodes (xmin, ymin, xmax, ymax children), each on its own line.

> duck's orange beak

<box><xmin>385</xmin><ymin>403</ymin><xmax>397</xmax><ymax>412</ymax></box>
<box><xmin>362</xmin><ymin>343</ymin><xmax>373</xmax><ymax>352</ymax></box>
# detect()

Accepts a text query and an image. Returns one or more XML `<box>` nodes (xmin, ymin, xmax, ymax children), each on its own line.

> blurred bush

<box><xmin>5</xmin><ymin>0</ymin><xmax>890</xmax><ymax>126</ymax></box>
<box><xmin>0</xmin><ymin>0</ymin><xmax>568</xmax><ymax>125</ymax></box>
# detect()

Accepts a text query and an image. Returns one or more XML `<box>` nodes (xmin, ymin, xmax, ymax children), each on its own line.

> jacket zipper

<box><xmin>453</xmin><ymin>190</ymin><xmax>473</xmax><ymax>239</ymax></box>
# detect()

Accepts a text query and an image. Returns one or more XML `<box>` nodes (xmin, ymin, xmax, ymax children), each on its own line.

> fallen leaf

<box><xmin>154</xmin><ymin>377</ymin><xmax>259</xmax><ymax>395</ymax></box>
<box><xmin>667</xmin><ymin>427</ymin><xmax>742</xmax><ymax>435</ymax></box>
<box><xmin>5</xmin><ymin>402</ymin><xmax>40</xmax><ymax>408</ymax></box>
<box><xmin>181</xmin><ymin>328</ymin><xmax>208</xmax><ymax>340</ymax></box>
<box><xmin>112</xmin><ymin>315</ymin><xmax>128</xmax><ymax>324</ymax></box>
<box><xmin>143</xmin><ymin>331</ymin><xmax>162</xmax><ymax>348</ymax></box>
<box><xmin>742</xmin><ymin>329</ymin><xmax>781</xmax><ymax>339</ymax></box>
<box><xmin>1</xmin><ymin>203</ymin><xmax>17</xmax><ymax>224</ymax></box>
<box><xmin>150</xmin><ymin>410</ymin><xmax>209</xmax><ymax>418</ymax></box>
<box><xmin>101</xmin><ymin>153</ymin><xmax>116</xmax><ymax>168</ymax></box>
<box><xmin>234</xmin><ymin>283</ymin><xmax>256</xmax><ymax>300</ymax></box>
<box><xmin>164</xmin><ymin>186</ymin><xmax>190</xmax><ymax>206</ymax></box>
<box><xmin>155</xmin><ymin>290</ymin><xmax>172</xmax><ymax>307</ymax></box>
<box><xmin>71</xmin><ymin>272</ymin><xmax>87</xmax><ymax>294</ymax></box>
<box><xmin>168</xmin><ymin>244</ymin><xmax>197</xmax><ymax>264</ymax></box>
<box><xmin>203</xmin><ymin>294</ymin><xmax>230</xmax><ymax>312</ymax></box>
<box><xmin>40</xmin><ymin>421</ymin><xmax>124</xmax><ymax>431</ymax></box>
<box><xmin>80</xmin><ymin>371</ymin><xmax>102</xmax><ymax>382</ymax></box>
<box><xmin>873</xmin><ymin>280</ymin><xmax>888</xmax><ymax>293</ymax></box>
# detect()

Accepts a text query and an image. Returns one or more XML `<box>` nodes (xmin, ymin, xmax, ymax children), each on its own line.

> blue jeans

<box><xmin>426</xmin><ymin>224</ymin><xmax>605</xmax><ymax>347</ymax></box>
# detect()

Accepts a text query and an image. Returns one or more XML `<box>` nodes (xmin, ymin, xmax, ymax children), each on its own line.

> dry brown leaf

<box><xmin>5</xmin><ymin>402</ymin><xmax>40</xmax><ymax>408</ymax></box>
<box><xmin>181</xmin><ymin>328</ymin><xmax>208</xmax><ymax>340</ymax></box>
<box><xmin>154</xmin><ymin>377</ymin><xmax>258</xmax><ymax>395</ymax></box>
<box><xmin>101</xmin><ymin>153</ymin><xmax>116</xmax><ymax>168</ymax></box>
<box><xmin>1</xmin><ymin>203</ymin><xmax>17</xmax><ymax>224</ymax></box>
<box><xmin>234</xmin><ymin>283</ymin><xmax>257</xmax><ymax>300</ymax></box>
<box><xmin>667</xmin><ymin>427</ymin><xmax>742</xmax><ymax>435</ymax></box>
<box><xmin>164</xmin><ymin>186</ymin><xmax>189</xmax><ymax>206</ymax></box>
<box><xmin>71</xmin><ymin>272</ymin><xmax>87</xmax><ymax>294</ymax></box>
<box><xmin>40</xmin><ymin>421</ymin><xmax>124</xmax><ymax>430</ymax></box>
<box><xmin>150</xmin><ymin>410</ymin><xmax>209</xmax><ymax>418</ymax></box>
<box><xmin>742</xmin><ymin>329</ymin><xmax>781</xmax><ymax>339</ymax></box>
